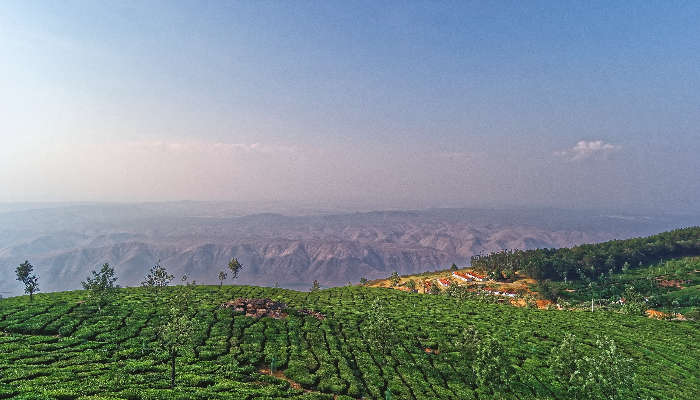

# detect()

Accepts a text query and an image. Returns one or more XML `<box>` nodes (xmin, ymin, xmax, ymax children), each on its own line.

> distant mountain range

<box><xmin>2</xmin><ymin>203</ymin><xmax>699</xmax><ymax>296</ymax></box>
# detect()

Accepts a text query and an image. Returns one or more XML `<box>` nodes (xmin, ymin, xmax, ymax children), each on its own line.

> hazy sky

<box><xmin>1</xmin><ymin>1</ymin><xmax>699</xmax><ymax>212</ymax></box>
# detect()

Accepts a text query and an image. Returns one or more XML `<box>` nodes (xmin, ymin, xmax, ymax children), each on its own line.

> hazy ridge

<box><xmin>2</xmin><ymin>203</ymin><xmax>699</xmax><ymax>296</ymax></box>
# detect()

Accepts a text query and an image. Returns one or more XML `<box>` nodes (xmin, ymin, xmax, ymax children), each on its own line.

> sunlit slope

<box><xmin>0</xmin><ymin>285</ymin><xmax>698</xmax><ymax>399</ymax></box>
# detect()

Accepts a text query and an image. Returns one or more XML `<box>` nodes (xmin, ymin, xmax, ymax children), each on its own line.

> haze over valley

<box><xmin>2</xmin><ymin>202</ymin><xmax>697</xmax><ymax>296</ymax></box>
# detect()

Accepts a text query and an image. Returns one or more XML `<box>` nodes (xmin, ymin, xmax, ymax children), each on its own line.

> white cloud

<box><xmin>555</xmin><ymin>140</ymin><xmax>621</xmax><ymax>161</ymax></box>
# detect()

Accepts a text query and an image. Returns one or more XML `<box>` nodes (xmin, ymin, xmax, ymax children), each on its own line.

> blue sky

<box><xmin>1</xmin><ymin>1</ymin><xmax>698</xmax><ymax>212</ymax></box>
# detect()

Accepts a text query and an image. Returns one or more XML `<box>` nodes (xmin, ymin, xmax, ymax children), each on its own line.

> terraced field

<box><xmin>0</xmin><ymin>285</ymin><xmax>698</xmax><ymax>399</ymax></box>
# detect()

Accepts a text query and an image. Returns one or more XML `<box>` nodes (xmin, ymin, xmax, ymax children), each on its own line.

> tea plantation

<box><xmin>0</xmin><ymin>285</ymin><xmax>697</xmax><ymax>399</ymax></box>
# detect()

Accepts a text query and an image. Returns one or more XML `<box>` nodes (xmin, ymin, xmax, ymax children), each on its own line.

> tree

<box><xmin>536</xmin><ymin>279</ymin><xmax>560</xmax><ymax>302</ymax></box>
<box><xmin>473</xmin><ymin>335</ymin><xmax>513</xmax><ymax>396</ymax></box>
<box><xmin>549</xmin><ymin>334</ymin><xmax>635</xmax><ymax>400</ymax></box>
<box><xmin>81</xmin><ymin>263</ymin><xmax>118</xmax><ymax>312</ymax></box>
<box><xmin>406</xmin><ymin>279</ymin><xmax>416</xmax><ymax>292</ymax></box>
<box><xmin>227</xmin><ymin>257</ymin><xmax>243</xmax><ymax>281</ymax></box>
<box><xmin>156</xmin><ymin>276</ymin><xmax>198</xmax><ymax>388</ymax></box>
<box><xmin>364</xmin><ymin>298</ymin><xmax>396</xmax><ymax>356</ymax></box>
<box><xmin>389</xmin><ymin>271</ymin><xmax>400</xmax><ymax>287</ymax></box>
<box><xmin>430</xmin><ymin>281</ymin><xmax>441</xmax><ymax>295</ymax></box>
<box><xmin>217</xmin><ymin>271</ymin><xmax>227</xmax><ymax>289</ymax></box>
<box><xmin>450</xmin><ymin>263</ymin><xmax>458</xmax><ymax>271</ymax></box>
<box><xmin>15</xmin><ymin>260</ymin><xmax>39</xmax><ymax>302</ymax></box>
<box><xmin>311</xmin><ymin>280</ymin><xmax>321</xmax><ymax>292</ymax></box>
<box><xmin>141</xmin><ymin>261</ymin><xmax>174</xmax><ymax>292</ymax></box>
<box><xmin>455</xmin><ymin>326</ymin><xmax>480</xmax><ymax>383</ymax></box>
<box><xmin>621</xmin><ymin>261</ymin><xmax>630</xmax><ymax>272</ymax></box>
<box><xmin>620</xmin><ymin>285</ymin><xmax>646</xmax><ymax>316</ymax></box>
<box><xmin>503</xmin><ymin>268</ymin><xmax>515</xmax><ymax>281</ymax></box>
<box><xmin>360</xmin><ymin>277</ymin><xmax>369</xmax><ymax>286</ymax></box>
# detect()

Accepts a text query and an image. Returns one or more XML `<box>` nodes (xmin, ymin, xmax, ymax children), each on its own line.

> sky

<box><xmin>1</xmin><ymin>1</ymin><xmax>699</xmax><ymax>212</ymax></box>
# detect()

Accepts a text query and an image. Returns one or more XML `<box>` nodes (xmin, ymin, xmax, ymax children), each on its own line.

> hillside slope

<box><xmin>0</xmin><ymin>285</ymin><xmax>697</xmax><ymax>399</ymax></box>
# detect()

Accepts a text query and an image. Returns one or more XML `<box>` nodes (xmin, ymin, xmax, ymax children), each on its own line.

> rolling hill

<box><xmin>2</xmin><ymin>203</ymin><xmax>699</xmax><ymax>296</ymax></box>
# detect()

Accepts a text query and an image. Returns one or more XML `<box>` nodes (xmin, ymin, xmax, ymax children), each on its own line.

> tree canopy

<box><xmin>15</xmin><ymin>260</ymin><xmax>39</xmax><ymax>301</ymax></box>
<box><xmin>81</xmin><ymin>263</ymin><xmax>119</xmax><ymax>311</ymax></box>
<box><xmin>471</xmin><ymin>227</ymin><xmax>700</xmax><ymax>282</ymax></box>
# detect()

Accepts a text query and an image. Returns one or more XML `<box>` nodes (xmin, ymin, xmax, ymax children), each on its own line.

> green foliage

<box><xmin>450</xmin><ymin>263</ymin><xmax>458</xmax><ymax>271</ymax></box>
<box><xmin>363</xmin><ymin>298</ymin><xmax>396</xmax><ymax>357</ymax></box>
<box><xmin>389</xmin><ymin>271</ymin><xmax>400</xmax><ymax>287</ymax></box>
<box><xmin>310</xmin><ymin>280</ymin><xmax>321</xmax><ymax>292</ymax></box>
<box><xmin>429</xmin><ymin>281</ymin><xmax>441</xmax><ymax>294</ymax></box>
<box><xmin>405</xmin><ymin>279</ymin><xmax>416</xmax><ymax>292</ymax></box>
<box><xmin>81</xmin><ymin>263</ymin><xmax>118</xmax><ymax>312</ymax></box>
<box><xmin>685</xmin><ymin>307</ymin><xmax>700</xmax><ymax>320</ymax></box>
<box><xmin>473</xmin><ymin>335</ymin><xmax>513</xmax><ymax>396</ymax></box>
<box><xmin>549</xmin><ymin>334</ymin><xmax>635</xmax><ymax>400</ymax></box>
<box><xmin>141</xmin><ymin>261</ymin><xmax>174</xmax><ymax>292</ymax></box>
<box><xmin>555</xmin><ymin>256</ymin><xmax>699</xmax><ymax>312</ymax></box>
<box><xmin>536</xmin><ymin>279</ymin><xmax>560</xmax><ymax>302</ymax></box>
<box><xmin>156</xmin><ymin>279</ymin><xmax>199</xmax><ymax>388</ymax></box>
<box><xmin>502</xmin><ymin>268</ymin><xmax>515</xmax><ymax>280</ymax></box>
<box><xmin>620</xmin><ymin>286</ymin><xmax>646</xmax><ymax>316</ymax></box>
<box><xmin>621</xmin><ymin>261</ymin><xmax>630</xmax><ymax>272</ymax></box>
<box><xmin>217</xmin><ymin>271</ymin><xmax>227</xmax><ymax>288</ymax></box>
<box><xmin>227</xmin><ymin>258</ymin><xmax>243</xmax><ymax>280</ymax></box>
<box><xmin>359</xmin><ymin>277</ymin><xmax>368</xmax><ymax>285</ymax></box>
<box><xmin>15</xmin><ymin>260</ymin><xmax>39</xmax><ymax>302</ymax></box>
<box><xmin>472</xmin><ymin>226</ymin><xmax>700</xmax><ymax>281</ymax></box>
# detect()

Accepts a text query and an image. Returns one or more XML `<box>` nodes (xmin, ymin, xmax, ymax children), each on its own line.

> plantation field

<box><xmin>0</xmin><ymin>285</ymin><xmax>698</xmax><ymax>399</ymax></box>
<box><xmin>553</xmin><ymin>257</ymin><xmax>700</xmax><ymax>314</ymax></box>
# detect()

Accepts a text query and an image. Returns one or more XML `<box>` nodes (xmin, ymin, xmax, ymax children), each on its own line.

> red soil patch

<box><xmin>536</xmin><ymin>299</ymin><xmax>553</xmax><ymax>309</ymax></box>
<box><xmin>258</xmin><ymin>369</ymin><xmax>341</xmax><ymax>399</ymax></box>
<box><xmin>645</xmin><ymin>309</ymin><xmax>668</xmax><ymax>319</ymax></box>
<box><xmin>258</xmin><ymin>368</ymin><xmax>303</xmax><ymax>390</ymax></box>
<box><xmin>657</xmin><ymin>279</ymin><xmax>685</xmax><ymax>288</ymax></box>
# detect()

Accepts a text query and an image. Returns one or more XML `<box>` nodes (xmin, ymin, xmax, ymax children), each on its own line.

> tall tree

<box><xmin>310</xmin><ymin>280</ymin><xmax>321</xmax><ymax>292</ymax></box>
<box><xmin>227</xmin><ymin>257</ymin><xmax>244</xmax><ymax>281</ymax></box>
<box><xmin>156</xmin><ymin>276</ymin><xmax>198</xmax><ymax>388</ymax></box>
<box><xmin>81</xmin><ymin>263</ymin><xmax>118</xmax><ymax>312</ymax></box>
<box><xmin>389</xmin><ymin>271</ymin><xmax>400</xmax><ymax>287</ymax></box>
<box><xmin>217</xmin><ymin>271</ymin><xmax>227</xmax><ymax>288</ymax></box>
<box><xmin>15</xmin><ymin>260</ymin><xmax>39</xmax><ymax>302</ymax></box>
<box><xmin>363</xmin><ymin>298</ymin><xmax>397</xmax><ymax>397</ymax></box>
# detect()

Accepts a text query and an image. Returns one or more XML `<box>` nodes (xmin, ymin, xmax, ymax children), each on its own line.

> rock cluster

<box><xmin>222</xmin><ymin>298</ymin><xmax>288</xmax><ymax>319</ymax></box>
<box><xmin>220</xmin><ymin>298</ymin><xmax>327</xmax><ymax>320</ymax></box>
<box><xmin>298</xmin><ymin>308</ymin><xmax>326</xmax><ymax>320</ymax></box>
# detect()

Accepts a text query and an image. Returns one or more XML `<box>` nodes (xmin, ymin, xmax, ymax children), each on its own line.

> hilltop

<box><xmin>369</xmin><ymin>227</ymin><xmax>700</xmax><ymax>317</ymax></box>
